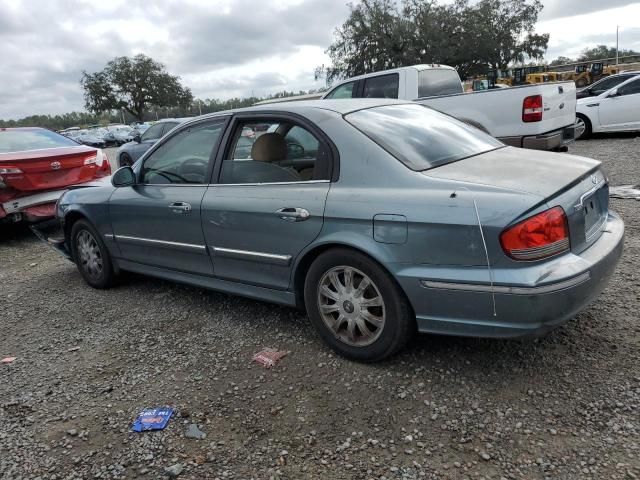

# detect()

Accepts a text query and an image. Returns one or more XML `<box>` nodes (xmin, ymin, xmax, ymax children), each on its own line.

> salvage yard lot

<box><xmin>1</xmin><ymin>136</ymin><xmax>639</xmax><ymax>479</ymax></box>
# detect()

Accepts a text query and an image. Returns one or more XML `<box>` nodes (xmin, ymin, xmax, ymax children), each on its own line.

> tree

<box><xmin>549</xmin><ymin>55</ymin><xmax>573</xmax><ymax>66</ymax></box>
<box><xmin>318</xmin><ymin>0</ymin><xmax>549</xmax><ymax>83</ymax></box>
<box><xmin>80</xmin><ymin>54</ymin><xmax>193</xmax><ymax>121</ymax></box>
<box><xmin>578</xmin><ymin>44</ymin><xmax>639</xmax><ymax>62</ymax></box>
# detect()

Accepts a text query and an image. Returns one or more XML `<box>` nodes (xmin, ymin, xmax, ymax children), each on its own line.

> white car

<box><xmin>576</xmin><ymin>74</ymin><xmax>640</xmax><ymax>139</ymax></box>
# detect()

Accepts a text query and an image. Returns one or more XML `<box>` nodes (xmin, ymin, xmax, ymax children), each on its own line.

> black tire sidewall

<box><xmin>576</xmin><ymin>114</ymin><xmax>591</xmax><ymax>140</ymax></box>
<box><xmin>304</xmin><ymin>248</ymin><xmax>414</xmax><ymax>362</ymax></box>
<box><xmin>70</xmin><ymin>219</ymin><xmax>114</xmax><ymax>289</ymax></box>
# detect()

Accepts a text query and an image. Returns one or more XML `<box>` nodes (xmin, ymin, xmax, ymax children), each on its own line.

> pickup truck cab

<box><xmin>321</xmin><ymin>64</ymin><xmax>576</xmax><ymax>151</ymax></box>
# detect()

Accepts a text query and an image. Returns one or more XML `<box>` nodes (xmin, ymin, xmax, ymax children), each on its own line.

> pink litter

<box><xmin>252</xmin><ymin>348</ymin><xmax>289</xmax><ymax>368</ymax></box>
<box><xmin>2</xmin><ymin>357</ymin><xmax>17</xmax><ymax>364</ymax></box>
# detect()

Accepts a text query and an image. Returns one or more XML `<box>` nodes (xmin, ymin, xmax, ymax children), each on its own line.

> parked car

<box><xmin>75</xmin><ymin>129</ymin><xmax>107</xmax><ymax>148</ymax></box>
<box><xmin>321</xmin><ymin>64</ymin><xmax>577</xmax><ymax>151</ymax></box>
<box><xmin>0</xmin><ymin>127</ymin><xmax>111</xmax><ymax>223</ymax></box>
<box><xmin>576</xmin><ymin>71</ymin><xmax>640</xmax><ymax>99</ymax></box>
<box><xmin>104</xmin><ymin>125</ymin><xmax>135</xmax><ymax>146</ymax></box>
<box><xmin>36</xmin><ymin>100</ymin><xmax>623</xmax><ymax>362</ymax></box>
<box><xmin>575</xmin><ymin>74</ymin><xmax>640</xmax><ymax>139</ymax></box>
<box><xmin>116</xmin><ymin>119</ymin><xmax>187</xmax><ymax>167</ymax></box>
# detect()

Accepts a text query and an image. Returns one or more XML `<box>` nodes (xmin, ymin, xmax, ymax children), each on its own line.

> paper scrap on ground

<box><xmin>252</xmin><ymin>348</ymin><xmax>290</xmax><ymax>368</ymax></box>
<box><xmin>610</xmin><ymin>185</ymin><xmax>640</xmax><ymax>200</ymax></box>
<box><xmin>1</xmin><ymin>357</ymin><xmax>16</xmax><ymax>364</ymax></box>
<box><xmin>132</xmin><ymin>407</ymin><xmax>174</xmax><ymax>432</ymax></box>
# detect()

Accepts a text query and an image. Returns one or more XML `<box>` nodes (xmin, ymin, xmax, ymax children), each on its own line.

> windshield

<box><xmin>417</xmin><ymin>69</ymin><xmax>463</xmax><ymax>97</ymax></box>
<box><xmin>0</xmin><ymin>128</ymin><xmax>79</xmax><ymax>153</ymax></box>
<box><xmin>346</xmin><ymin>104</ymin><xmax>503</xmax><ymax>171</ymax></box>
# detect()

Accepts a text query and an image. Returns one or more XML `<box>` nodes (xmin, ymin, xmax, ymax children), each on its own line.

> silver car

<box><xmin>43</xmin><ymin>100</ymin><xmax>624</xmax><ymax>362</ymax></box>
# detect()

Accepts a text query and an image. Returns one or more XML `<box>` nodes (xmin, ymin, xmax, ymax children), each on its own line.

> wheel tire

<box><xmin>575</xmin><ymin>114</ymin><xmax>592</xmax><ymax>140</ymax></box>
<box><xmin>70</xmin><ymin>219</ymin><xmax>115</xmax><ymax>289</ymax></box>
<box><xmin>304</xmin><ymin>248</ymin><xmax>415</xmax><ymax>362</ymax></box>
<box><xmin>119</xmin><ymin>153</ymin><xmax>133</xmax><ymax>167</ymax></box>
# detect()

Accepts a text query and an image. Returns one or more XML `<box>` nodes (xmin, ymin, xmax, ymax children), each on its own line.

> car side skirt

<box><xmin>116</xmin><ymin>259</ymin><xmax>298</xmax><ymax>307</ymax></box>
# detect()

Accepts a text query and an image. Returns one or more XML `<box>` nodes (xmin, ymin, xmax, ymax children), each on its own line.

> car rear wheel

<box><xmin>70</xmin><ymin>219</ymin><xmax>115</xmax><ymax>289</ymax></box>
<box><xmin>304</xmin><ymin>248</ymin><xmax>414</xmax><ymax>362</ymax></box>
<box><xmin>575</xmin><ymin>114</ymin><xmax>591</xmax><ymax>140</ymax></box>
<box><xmin>119</xmin><ymin>153</ymin><xmax>133</xmax><ymax>167</ymax></box>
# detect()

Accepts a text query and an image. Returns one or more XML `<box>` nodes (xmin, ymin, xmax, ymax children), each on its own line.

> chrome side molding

<box><xmin>211</xmin><ymin>246</ymin><xmax>292</xmax><ymax>266</ymax></box>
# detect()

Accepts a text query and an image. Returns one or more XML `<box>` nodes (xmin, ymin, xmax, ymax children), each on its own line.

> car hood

<box><xmin>423</xmin><ymin>146</ymin><xmax>600</xmax><ymax>199</ymax></box>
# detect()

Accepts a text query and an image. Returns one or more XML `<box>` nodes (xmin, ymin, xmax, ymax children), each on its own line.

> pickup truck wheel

<box><xmin>70</xmin><ymin>219</ymin><xmax>115</xmax><ymax>289</ymax></box>
<box><xmin>575</xmin><ymin>115</ymin><xmax>591</xmax><ymax>140</ymax></box>
<box><xmin>304</xmin><ymin>248</ymin><xmax>414</xmax><ymax>362</ymax></box>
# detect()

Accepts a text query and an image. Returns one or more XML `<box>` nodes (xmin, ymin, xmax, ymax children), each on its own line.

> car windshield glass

<box><xmin>417</xmin><ymin>69</ymin><xmax>463</xmax><ymax>97</ymax></box>
<box><xmin>0</xmin><ymin>129</ymin><xmax>79</xmax><ymax>153</ymax></box>
<box><xmin>346</xmin><ymin>104</ymin><xmax>503</xmax><ymax>171</ymax></box>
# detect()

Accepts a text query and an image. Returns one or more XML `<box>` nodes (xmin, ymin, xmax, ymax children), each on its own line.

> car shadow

<box><xmin>0</xmin><ymin>222</ymin><xmax>35</xmax><ymax>243</ymax></box>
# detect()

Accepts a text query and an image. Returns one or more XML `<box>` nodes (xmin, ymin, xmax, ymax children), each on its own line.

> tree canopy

<box><xmin>317</xmin><ymin>0</ymin><xmax>549</xmax><ymax>83</ymax></box>
<box><xmin>548</xmin><ymin>45</ymin><xmax>640</xmax><ymax>66</ymax></box>
<box><xmin>80</xmin><ymin>54</ymin><xmax>193</xmax><ymax>121</ymax></box>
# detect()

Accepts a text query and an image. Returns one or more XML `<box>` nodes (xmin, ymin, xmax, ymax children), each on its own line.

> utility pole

<box><xmin>198</xmin><ymin>100</ymin><xmax>202</xmax><ymax>116</ymax></box>
<box><xmin>616</xmin><ymin>25</ymin><xmax>619</xmax><ymax>65</ymax></box>
<box><xmin>120</xmin><ymin>107</ymin><xmax>125</xmax><ymax>124</ymax></box>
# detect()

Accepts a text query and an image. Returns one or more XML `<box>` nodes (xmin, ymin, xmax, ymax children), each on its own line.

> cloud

<box><xmin>540</xmin><ymin>0</ymin><xmax>637</xmax><ymax>20</ymax></box>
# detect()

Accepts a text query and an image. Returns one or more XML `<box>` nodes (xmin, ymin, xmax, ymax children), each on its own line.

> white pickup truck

<box><xmin>320</xmin><ymin>64</ymin><xmax>577</xmax><ymax>151</ymax></box>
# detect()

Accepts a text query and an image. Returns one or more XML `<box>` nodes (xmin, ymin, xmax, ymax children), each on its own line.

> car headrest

<box><xmin>251</xmin><ymin>133</ymin><xmax>287</xmax><ymax>162</ymax></box>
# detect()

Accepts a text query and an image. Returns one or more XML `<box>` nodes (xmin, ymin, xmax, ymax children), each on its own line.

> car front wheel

<box><xmin>70</xmin><ymin>219</ymin><xmax>115</xmax><ymax>289</ymax></box>
<box><xmin>304</xmin><ymin>248</ymin><xmax>414</xmax><ymax>362</ymax></box>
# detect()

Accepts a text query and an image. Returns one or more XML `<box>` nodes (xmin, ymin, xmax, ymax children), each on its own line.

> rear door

<box><xmin>109</xmin><ymin>118</ymin><xmax>227</xmax><ymax>275</ymax></box>
<box><xmin>201</xmin><ymin>114</ymin><xmax>334</xmax><ymax>290</ymax></box>
<box><xmin>598</xmin><ymin>78</ymin><xmax>640</xmax><ymax>130</ymax></box>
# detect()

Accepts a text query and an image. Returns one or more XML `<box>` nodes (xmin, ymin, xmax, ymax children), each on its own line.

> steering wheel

<box><xmin>287</xmin><ymin>142</ymin><xmax>305</xmax><ymax>159</ymax></box>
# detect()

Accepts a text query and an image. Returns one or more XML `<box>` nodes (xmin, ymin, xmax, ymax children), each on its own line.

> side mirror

<box><xmin>111</xmin><ymin>166</ymin><xmax>136</xmax><ymax>187</ymax></box>
<box><xmin>608</xmin><ymin>88</ymin><xmax>619</xmax><ymax>97</ymax></box>
<box><xmin>133</xmin><ymin>133</ymin><xmax>141</xmax><ymax>143</ymax></box>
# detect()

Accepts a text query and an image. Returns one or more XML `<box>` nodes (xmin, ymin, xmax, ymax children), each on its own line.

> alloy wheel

<box><xmin>317</xmin><ymin>266</ymin><xmax>386</xmax><ymax>347</ymax></box>
<box><xmin>77</xmin><ymin>230</ymin><xmax>103</xmax><ymax>280</ymax></box>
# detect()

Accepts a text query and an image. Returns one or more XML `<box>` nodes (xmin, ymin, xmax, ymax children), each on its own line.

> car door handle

<box><xmin>276</xmin><ymin>207</ymin><xmax>310</xmax><ymax>222</ymax></box>
<box><xmin>169</xmin><ymin>202</ymin><xmax>192</xmax><ymax>214</ymax></box>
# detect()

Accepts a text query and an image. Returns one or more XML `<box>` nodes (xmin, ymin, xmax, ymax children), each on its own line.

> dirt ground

<box><xmin>1</xmin><ymin>136</ymin><xmax>639</xmax><ymax>480</ymax></box>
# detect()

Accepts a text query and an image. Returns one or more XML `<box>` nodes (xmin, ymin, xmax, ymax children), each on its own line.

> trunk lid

<box><xmin>0</xmin><ymin>146</ymin><xmax>100</xmax><ymax>192</ymax></box>
<box><xmin>425</xmin><ymin>146</ymin><xmax>608</xmax><ymax>254</ymax></box>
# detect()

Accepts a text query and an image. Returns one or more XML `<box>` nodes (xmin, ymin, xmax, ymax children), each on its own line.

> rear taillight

<box><xmin>500</xmin><ymin>207</ymin><xmax>569</xmax><ymax>261</ymax></box>
<box><xmin>522</xmin><ymin>95</ymin><xmax>543</xmax><ymax>122</ymax></box>
<box><xmin>84</xmin><ymin>155</ymin><xmax>98</xmax><ymax>165</ymax></box>
<box><xmin>0</xmin><ymin>167</ymin><xmax>23</xmax><ymax>174</ymax></box>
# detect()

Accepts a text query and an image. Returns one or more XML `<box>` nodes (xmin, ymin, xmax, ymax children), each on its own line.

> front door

<box><xmin>201</xmin><ymin>116</ymin><xmax>334</xmax><ymax>290</ymax></box>
<box><xmin>110</xmin><ymin>118</ymin><xmax>227</xmax><ymax>275</ymax></box>
<box><xmin>598</xmin><ymin>78</ymin><xmax>640</xmax><ymax>130</ymax></box>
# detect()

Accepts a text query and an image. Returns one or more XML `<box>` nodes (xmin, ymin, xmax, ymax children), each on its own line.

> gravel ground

<box><xmin>1</xmin><ymin>137</ymin><xmax>639</xmax><ymax>480</ymax></box>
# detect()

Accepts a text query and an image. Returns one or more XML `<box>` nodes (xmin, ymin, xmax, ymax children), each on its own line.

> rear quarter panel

<box><xmin>418</xmin><ymin>82</ymin><xmax>576</xmax><ymax>138</ymax></box>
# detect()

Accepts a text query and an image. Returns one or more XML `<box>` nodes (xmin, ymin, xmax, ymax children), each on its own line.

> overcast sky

<box><xmin>1</xmin><ymin>0</ymin><xmax>639</xmax><ymax>120</ymax></box>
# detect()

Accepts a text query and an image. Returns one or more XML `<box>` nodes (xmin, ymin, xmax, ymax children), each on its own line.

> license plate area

<box><xmin>583</xmin><ymin>190</ymin><xmax>605</xmax><ymax>240</ymax></box>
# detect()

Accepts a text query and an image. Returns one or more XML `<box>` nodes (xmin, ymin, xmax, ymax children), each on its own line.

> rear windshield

<box><xmin>0</xmin><ymin>129</ymin><xmax>79</xmax><ymax>153</ymax></box>
<box><xmin>418</xmin><ymin>69</ymin><xmax>463</xmax><ymax>97</ymax></box>
<box><xmin>346</xmin><ymin>104</ymin><xmax>503</xmax><ymax>171</ymax></box>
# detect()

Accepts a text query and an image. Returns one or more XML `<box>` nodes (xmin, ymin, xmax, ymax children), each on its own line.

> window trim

<box><xmin>210</xmin><ymin>111</ymin><xmax>340</xmax><ymax>186</ymax></box>
<box><xmin>361</xmin><ymin>73</ymin><xmax>400</xmax><ymax>99</ymax></box>
<box><xmin>137</xmin><ymin>116</ymin><xmax>231</xmax><ymax>186</ymax></box>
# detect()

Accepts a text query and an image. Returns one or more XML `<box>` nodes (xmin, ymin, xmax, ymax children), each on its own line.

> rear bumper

<box><xmin>395</xmin><ymin>212</ymin><xmax>624</xmax><ymax>338</ymax></box>
<box><xmin>499</xmin><ymin>124</ymin><xmax>575</xmax><ymax>150</ymax></box>
<box><xmin>1</xmin><ymin>189</ymin><xmax>67</xmax><ymax>215</ymax></box>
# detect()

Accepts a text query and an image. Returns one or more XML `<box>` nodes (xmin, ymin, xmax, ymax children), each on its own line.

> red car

<box><xmin>0</xmin><ymin>127</ymin><xmax>111</xmax><ymax>223</ymax></box>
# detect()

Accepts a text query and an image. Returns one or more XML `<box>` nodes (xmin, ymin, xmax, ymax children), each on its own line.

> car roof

<box><xmin>183</xmin><ymin>98</ymin><xmax>410</xmax><ymax>125</ymax></box>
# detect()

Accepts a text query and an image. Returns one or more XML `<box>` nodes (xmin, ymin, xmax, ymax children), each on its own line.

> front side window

<box><xmin>591</xmin><ymin>75</ymin><xmax>632</xmax><ymax>94</ymax></box>
<box><xmin>140</xmin><ymin>123</ymin><xmax>165</xmax><ymax>142</ymax></box>
<box><xmin>619</xmin><ymin>78</ymin><xmax>640</xmax><ymax>96</ymax></box>
<box><xmin>219</xmin><ymin>120</ymin><xmax>328</xmax><ymax>184</ymax></box>
<box><xmin>141</xmin><ymin>120</ymin><xmax>225</xmax><ymax>184</ymax></box>
<box><xmin>346</xmin><ymin>104</ymin><xmax>503</xmax><ymax>171</ymax></box>
<box><xmin>363</xmin><ymin>74</ymin><xmax>399</xmax><ymax>99</ymax></box>
<box><xmin>325</xmin><ymin>81</ymin><xmax>356</xmax><ymax>99</ymax></box>
<box><xmin>418</xmin><ymin>69</ymin><xmax>464</xmax><ymax>98</ymax></box>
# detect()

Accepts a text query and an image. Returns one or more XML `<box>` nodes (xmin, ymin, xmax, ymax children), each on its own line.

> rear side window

<box><xmin>141</xmin><ymin>123</ymin><xmax>165</xmax><ymax>141</ymax></box>
<box><xmin>161</xmin><ymin>122</ymin><xmax>179</xmax><ymax>136</ymax></box>
<box><xmin>418</xmin><ymin>69</ymin><xmax>463</xmax><ymax>98</ymax></box>
<box><xmin>346</xmin><ymin>104</ymin><xmax>503</xmax><ymax>171</ymax></box>
<box><xmin>325</xmin><ymin>81</ymin><xmax>356</xmax><ymax>99</ymax></box>
<box><xmin>363</xmin><ymin>74</ymin><xmax>399</xmax><ymax>99</ymax></box>
<box><xmin>0</xmin><ymin>129</ymin><xmax>78</xmax><ymax>153</ymax></box>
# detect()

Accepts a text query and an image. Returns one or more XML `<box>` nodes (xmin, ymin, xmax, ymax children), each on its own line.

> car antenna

<box><xmin>451</xmin><ymin>187</ymin><xmax>497</xmax><ymax>317</ymax></box>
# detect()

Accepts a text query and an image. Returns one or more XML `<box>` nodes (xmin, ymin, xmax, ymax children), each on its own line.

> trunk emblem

<box><xmin>50</xmin><ymin>161</ymin><xmax>61</xmax><ymax>170</ymax></box>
